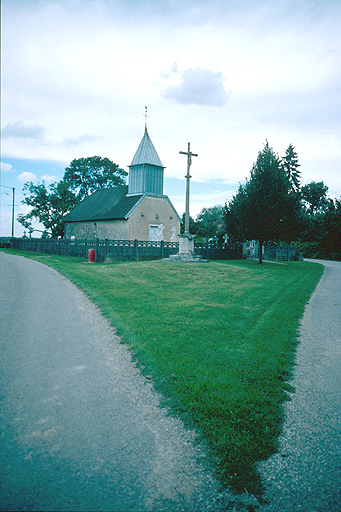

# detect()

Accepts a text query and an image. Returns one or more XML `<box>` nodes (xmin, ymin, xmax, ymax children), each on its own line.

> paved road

<box><xmin>258</xmin><ymin>260</ymin><xmax>341</xmax><ymax>511</ymax></box>
<box><xmin>0</xmin><ymin>252</ymin><xmax>241</xmax><ymax>512</ymax></box>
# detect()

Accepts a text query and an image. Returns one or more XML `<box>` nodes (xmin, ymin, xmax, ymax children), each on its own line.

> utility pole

<box><xmin>11</xmin><ymin>187</ymin><xmax>15</xmax><ymax>237</ymax></box>
<box><xmin>0</xmin><ymin>184</ymin><xmax>16</xmax><ymax>237</ymax></box>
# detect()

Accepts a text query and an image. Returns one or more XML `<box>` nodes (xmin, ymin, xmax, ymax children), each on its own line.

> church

<box><xmin>63</xmin><ymin>127</ymin><xmax>181</xmax><ymax>242</ymax></box>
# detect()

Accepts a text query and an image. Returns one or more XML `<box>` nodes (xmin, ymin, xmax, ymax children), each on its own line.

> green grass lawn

<box><xmin>3</xmin><ymin>250</ymin><xmax>323</xmax><ymax>494</ymax></box>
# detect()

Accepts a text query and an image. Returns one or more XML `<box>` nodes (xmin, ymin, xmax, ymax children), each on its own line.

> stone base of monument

<box><xmin>167</xmin><ymin>250</ymin><xmax>208</xmax><ymax>262</ymax></box>
<box><xmin>165</xmin><ymin>233</ymin><xmax>209</xmax><ymax>263</ymax></box>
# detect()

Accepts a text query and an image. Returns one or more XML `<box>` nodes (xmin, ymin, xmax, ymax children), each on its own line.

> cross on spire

<box><xmin>143</xmin><ymin>106</ymin><xmax>150</xmax><ymax>129</ymax></box>
<box><xmin>180</xmin><ymin>142</ymin><xmax>198</xmax><ymax>234</ymax></box>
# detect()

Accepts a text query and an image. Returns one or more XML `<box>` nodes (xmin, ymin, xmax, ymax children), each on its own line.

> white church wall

<box><xmin>129</xmin><ymin>196</ymin><xmax>180</xmax><ymax>242</ymax></box>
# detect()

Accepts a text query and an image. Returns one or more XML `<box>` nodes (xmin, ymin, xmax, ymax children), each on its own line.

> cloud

<box><xmin>1</xmin><ymin>122</ymin><xmax>46</xmax><ymax>140</ymax></box>
<box><xmin>1</xmin><ymin>0</ymin><xmax>340</xmax><ymax>204</ymax></box>
<box><xmin>160</xmin><ymin>62</ymin><xmax>179</xmax><ymax>79</ymax></box>
<box><xmin>1</xmin><ymin>162</ymin><xmax>13</xmax><ymax>172</ymax></box>
<box><xmin>58</xmin><ymin>134</ymin><xmax>104</xmax><ymax>147</ymax></box>
<box><xmin>163</xmin><ymin>68</ymin><xmax>229</xmax><ymax>107</ymax></box>
<box><xmin>42</xmin><ymin>174</ymin><xmax>58</xmax><ymax>182</ymax></box>
<box><xmin>18</xmin><ymin>171</ymin><xmax>37</xmax><ymax>182</ymax></box>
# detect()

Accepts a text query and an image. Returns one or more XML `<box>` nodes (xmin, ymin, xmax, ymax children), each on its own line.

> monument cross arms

<box><xmin>180</xmin><ymin>142</ymin><xmax>198</xmax><ymax>234</ymax></box>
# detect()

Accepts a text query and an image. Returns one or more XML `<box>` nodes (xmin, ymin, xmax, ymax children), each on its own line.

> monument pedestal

<box><xmin>167</xmin><ymin>233</ymin><xmax>208</xmax><ymax>262</ymax></box>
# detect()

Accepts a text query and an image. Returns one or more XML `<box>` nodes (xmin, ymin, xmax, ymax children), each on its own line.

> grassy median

<box><xmin>3</xmin><ymin>250</ymin><xmax>323</xmax><ymax>494</ymax></box>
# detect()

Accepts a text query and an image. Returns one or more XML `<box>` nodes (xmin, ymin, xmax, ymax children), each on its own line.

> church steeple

<box><xmin>128</xmin><ymin>127</ymin><xmax>165</xmax><ymax>196</ymax></box>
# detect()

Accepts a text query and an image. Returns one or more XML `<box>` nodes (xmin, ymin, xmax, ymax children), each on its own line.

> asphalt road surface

<box><xmin>0</xmin><ymin>252</ymin><xmax>242</xmax><ymax>512</ymax></box>
<box><xmin>258</xmin><ymin>260</ymin><xmax>341</xmax><ymax>511</ymax></box>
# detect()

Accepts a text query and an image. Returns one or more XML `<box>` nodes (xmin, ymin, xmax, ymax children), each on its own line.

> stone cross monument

<box><xmin>167</xmin><ymin>141</ymin><xmax>207</xmax><ymax>261</ymax></box>
<box><xmin>180</xmin><ymin>142</ymin><xmax>198</xmax><ymax>234</ymax></box>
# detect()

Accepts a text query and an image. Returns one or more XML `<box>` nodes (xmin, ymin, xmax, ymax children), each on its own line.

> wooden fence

<box><xmin>3</xmin><ymin>237</ymin><xmax>243</xmax><ymax>262</ymax></box>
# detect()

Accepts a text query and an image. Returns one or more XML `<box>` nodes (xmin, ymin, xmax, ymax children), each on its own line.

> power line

<box><xmin>0</xmin><ymin>184</ymin><xmax>15</xmax><ymax>190</ymax></box>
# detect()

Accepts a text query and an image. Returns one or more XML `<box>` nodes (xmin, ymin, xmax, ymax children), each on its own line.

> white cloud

<box><xmin>1</xmin><ymin>162</ymin><xmax>13</xmax><ymax>172</ymax></box>
<box><xmin>42</xmin><ymin>174</ymin><xmax>58</xmax><ymax>182</ymax></box>
<box><xmin>1</xmin><ymin>122</ymin><xmax>46</xmax><ymax>140</ymax></box>
<box><xmin>58</xmin><ymin>134</ymin><xmax>104</xmax><ymax>148</ymax></box>
<box><xmin>163</xmin><ymin>68</ymin><xmax>229</xmax><ymax>107</ymax></box>
<box><xmin>0</xmin><ymin>0</ymin><xmax>340</xmax><ymax>205</ymax></box>
<box><xmin>17</xmin><ymin>171</ymin><xmax>37</xmax><ymax>182</ymax></box>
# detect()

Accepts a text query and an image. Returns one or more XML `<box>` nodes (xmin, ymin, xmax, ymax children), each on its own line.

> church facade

<box><xmin>63</xmin><ymin>128</ymin><xmax>181</xmax><ymax>242</ymax></box>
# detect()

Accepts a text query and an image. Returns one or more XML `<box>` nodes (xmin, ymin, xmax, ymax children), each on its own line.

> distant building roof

<box><xmin>64</xmin><ymin>186</ymin><xmax>143</xmax><ymax>222</ymax></box>
<box><xmin>130</xmin><ymin>127</ymin><xmax>164</xmax><ymax>167</ymax></box>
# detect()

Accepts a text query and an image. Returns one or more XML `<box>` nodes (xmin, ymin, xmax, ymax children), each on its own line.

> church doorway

<box><xmin>149</xmin><ymin>225</ymin><xmax>159</xmax><ymax>241</ymax></box>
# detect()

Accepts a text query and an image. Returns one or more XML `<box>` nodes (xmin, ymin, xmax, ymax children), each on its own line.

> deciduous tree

<box><xmin>299</xmin><ymin>196</ymin><xmax>341</xmax><ymax>260</ymax></box>
<box><xmin>196</xmin><ymin>205</ymin><xmax>225</xmax><ymax>240</ymax></box>
<box><xmin>180</xmin><ymin>213</ymin><xmax>197</xmax><ymax>234</ymax></box>
<box><xmin>301</xmin><ymin>181</ymin><xmax>329</xmax><ymax>215</ymax></box>
<box><xmin>18</xmin><ymin>181</ymin><xmax>76</xmax><ymax>238</ymax></box>
<box><xmin>18</xmin><ymin>156</ymin><xmax>127</xmax><ymax>237</ymax></box>
<box><xmin>63</xmin><ymin>156</ymin><xmax>127</xmax><ymax>201</ymax></box>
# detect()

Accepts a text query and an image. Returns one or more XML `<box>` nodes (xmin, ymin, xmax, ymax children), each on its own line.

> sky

<box><xmin>1</xmin><ymin>0</ymin><xmax>341</xmax><ymax>237</ymax></box>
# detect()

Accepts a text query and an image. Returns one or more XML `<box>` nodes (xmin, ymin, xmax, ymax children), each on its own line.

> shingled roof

<box><xmin>63</xmin><ymin>186</ymin><xmax>143</xmax><ymax>222</ymax></box>
<box><xmin>130</xmin><ymin>127</ymin><xmax>164</xmax><ymax>167</ymax></box>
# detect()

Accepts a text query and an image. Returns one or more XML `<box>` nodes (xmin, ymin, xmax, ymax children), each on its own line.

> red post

<box><xmin>88</xmin><ymin>248</ymin><xmax>95</xmax><ymax>263</ymax></box>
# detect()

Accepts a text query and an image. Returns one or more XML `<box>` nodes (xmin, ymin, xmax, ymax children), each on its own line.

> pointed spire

<box><xmin>130</xmin><ymin>128</ymin><xmax>163</xmax><ymax>167</ymax></box>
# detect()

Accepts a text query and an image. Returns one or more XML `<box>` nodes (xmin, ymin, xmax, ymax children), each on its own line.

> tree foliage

<box><xmin>196</xmin><ymin>205</ymin><xmax>225</xmax><ymax>240</ymax></box>
<box><xmin>18</xmin><ymin>156</ymin><xmax>127</xmax><ymax>238</ymax></box>
<box><xmin>301</xmin><ymin>181</ymin><xmax>329</xmax><ymax>215</ymax></box>
<box><xmin>299</xmin><ymin>196</ymin><xmax>341</xmax><ymax>260</ymax></box>
<box><xmin>320</xmin><ymin>198</ymin><xmax>341</xmax><ymax>258</ymax></box>
<box><xmin>281</xmin><ymin>143</ymin><xmax>301</xmax><ymax>193</ymax></box>
<box><xmin>225</xmin><ymin>141</ymin><xmax>302</xmax><ymax>263</ymax></box>
<box><xmin>180</xmin><ymin>213</ymin><xmax>197</xmax><ymax>234</ymax></box>
<box><xmin>18</xmin><ymin>181</ymin><xmax>76</xmax><ymax>238</ymax></box>
<box><xmin>224</xmin><ymin>184</ymin><xmax>250</xmax><ymax>242</ymax></box>
<box><xmin>63</xmin><ymin>156</ymin><xmax>127</xmax><ymax>201</ymax></box>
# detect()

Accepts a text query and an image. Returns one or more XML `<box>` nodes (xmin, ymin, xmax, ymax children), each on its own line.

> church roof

<box><xmin>63</xmin><ymin>186</ymin><xmax>143</xmax><ymax>222</ymax></box>
<box><xmin>130</xmin><ymin>127</ymin><xmax>164</xmax><ymax>167</ymax></box>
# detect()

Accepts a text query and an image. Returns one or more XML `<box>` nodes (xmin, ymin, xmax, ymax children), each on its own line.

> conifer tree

<box><xmin>225</xmin><ymin>141</ymin><xmax>302</xmax><ymax>263</ymax></box>
<box><xmin>281</xmin><ymin>143</ymin><xmax>301</xmax><ymax>193</ymax></box>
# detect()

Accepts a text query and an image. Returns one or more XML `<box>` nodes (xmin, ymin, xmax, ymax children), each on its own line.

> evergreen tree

<box><xmin>225</xmin><ymin>141</ymin><xmax>302</xmax><ymax>263</ymax></box>
<box><xmin>281</xmin><ymin>143</ymin><xmax>301</xmax><ymax>193</ymax></box>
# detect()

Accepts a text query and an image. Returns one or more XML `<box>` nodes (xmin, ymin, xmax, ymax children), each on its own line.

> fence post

<box><xmin>95</xmin><ymin>238</ymin><xmax>99</xmax><ymax>262</ymax></box>
<box><xmin>134</xmin><ymin>239</ymin><xmax>138</xmax><ymax>261</ymax></box>
<box><xmin>160</xmin><ymin>240</ymin><xmax>164</xmax><ymax>259</ymax></box>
